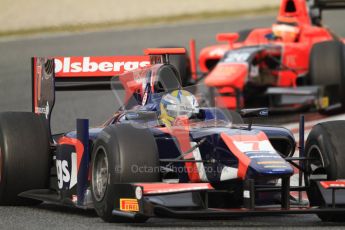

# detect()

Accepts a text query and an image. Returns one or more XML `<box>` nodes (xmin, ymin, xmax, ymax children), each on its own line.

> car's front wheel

<box><xmin>305</xmin><ymin>121</ymin><xmax>345</xmax><ymax>221</ymax></box>
<box><xmin>91</xmin><ymin>124</ymin><xmax>160</xmax><ymax>222</ymax></box>
<box><xmin>309</xmin><ymin>41</ymin><xmax>345</xmax><ymax>113</ymax></box>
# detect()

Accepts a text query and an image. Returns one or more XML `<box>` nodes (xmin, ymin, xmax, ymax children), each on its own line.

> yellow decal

<box><xmin>119</xmin><ymin>199</ymin><xmax>139</xmax><ymax>212</ymax></box>
<box><xmin>320</xmin><ymin>97</ymin><xmax>329</xmax><ymax>109</ymax></box>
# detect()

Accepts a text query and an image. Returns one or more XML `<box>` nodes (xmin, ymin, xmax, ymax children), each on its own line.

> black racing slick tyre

<box><xmin>0</xmin><ymin>112</ymin><xmax>50</xmax><ymax>205</ymax></box>
<box><xmin>305</xmin><ymin>121</ymin><xmax>345</xmax><ymax>222</ymax></box>
<box><xmin>91</xmin><ymin>124</ymin><xmax>160</xmax><ymax>223</ymax></box>
<box><xmin>309</xmin><ymin>41</ymin><xmax>345</xmax><ymax>113</ymax></box>
<box><xmin>170</xmin><ymin>53</ymin><xmax>192</xmax><ymax>86</ymax></box>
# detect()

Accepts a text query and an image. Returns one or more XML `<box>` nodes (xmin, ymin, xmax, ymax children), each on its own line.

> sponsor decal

<box><xmin>54</xmin><ymin>57</ymin><xmax>150</xmax><ymax>77</ymax></box>
<box><xmin>119</xmin><ymin>199</ymin><xmax>139</xmax><ymax>212</ymax></box>
<box><xmin>56</xmin><ymin>159</ymin><xmax>70</xmax><ymax>189</ymax></box>
<box><xmin>56</xmin><ymin>152</ymin><xmax>77</xmax><ymax>190</ymax></box>
<box><xmin>35</xmin><ymin>101</ymin><xmax>50</xmax><ymax>119</ymax></box>
<box><xmin>320</xmin><ymin>97</ymin><xmax>329</xmax><ymax>109</ymax></box>
<box><xmin>259</xmin><ymin>109</ymin><xmax>269</xmax><ymax>116</ymax></box>
<box><xmin>243</xmin><ymin>190</ymin><xmax>250</xmax><ymax>198</ymax></box>
<box><xmin>233</xmin><ymin>140</ymin><xmax>276</xmax><ymax>153</ymax></box>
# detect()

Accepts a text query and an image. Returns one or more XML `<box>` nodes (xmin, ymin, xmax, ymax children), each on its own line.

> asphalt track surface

<box><xmin>0</xmin><ymin>11</ymin><xmax>345</xmax><ymax>229</ymax></box>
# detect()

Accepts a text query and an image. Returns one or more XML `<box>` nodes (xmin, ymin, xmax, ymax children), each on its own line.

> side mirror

<box><xmin>240</xmin><ymin>108</ymin><xmax>269</xmax><ymax>118</ymax></box>
<box><xmin>125</xmin><ymin>111</ymin><xmax>158</xmax><ymax>121</ymax></box>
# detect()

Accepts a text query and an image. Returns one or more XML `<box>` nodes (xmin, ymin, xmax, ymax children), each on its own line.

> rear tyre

<box><xmin>309</xmin><ymin>41</ymin><xmax>345</xmax><ymax>113</ymax></box>
<box><xmin>160</xmin><ymin>46</ymin><xmax>191</xmax><ymax>86</ymax></box>
<box><xmin>305</xmin><ymin>121</ymin><xmax>345</xmax><ymax>221</ymax></box>
<box><xmin>91</xmin><ymin>124</ymin><xmax>160</xmax><ymax>223</ymax></box>
<box><xmin>0</xmin><ymin>112</ymin><xmax>50</xmax><ymax>205</ymax></box>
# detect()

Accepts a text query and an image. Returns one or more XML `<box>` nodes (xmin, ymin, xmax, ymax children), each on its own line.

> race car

<box><xmin>1</xmin><ymin>49</ymin><xmax>345</xmax><ymax>223</ymax></box>
<box><xmin>194</xmin><ymin>0</ymin><xmax>345</xmax><ymax>113</ymax></box>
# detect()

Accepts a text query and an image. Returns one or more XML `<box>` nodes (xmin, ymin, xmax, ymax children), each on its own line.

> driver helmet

<box><xmin>272</xmin><ymin>23</ymin><xmax>300</xmax><ymax>42</ymax></box>
<box><xmin>159</xmin><ymin>90</ymin><xmax>199</xmax><ymax>127</ymax></box>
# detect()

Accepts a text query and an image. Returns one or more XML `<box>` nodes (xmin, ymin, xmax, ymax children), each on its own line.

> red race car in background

<box><xmin>194</xmin><ymin>0</ymin><xmax>345</xmax><ymax>113</ymax></box>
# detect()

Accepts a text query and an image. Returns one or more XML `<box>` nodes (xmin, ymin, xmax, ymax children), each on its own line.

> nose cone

<box><xmin>204</xmin><ymin>63</ymin><xmax>248</xmax><ymax>88</ymax></box>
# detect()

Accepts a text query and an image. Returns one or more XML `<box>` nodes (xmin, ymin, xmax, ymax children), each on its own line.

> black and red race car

<box><xmin>192</xmin><ymin>0</ymin><xmax>345</xmax><ymax>113</ymax></box>
<box><xmin>1</xmin><ymin>49</ymin><xmax>345</xmax><ymax>223</ymax></box>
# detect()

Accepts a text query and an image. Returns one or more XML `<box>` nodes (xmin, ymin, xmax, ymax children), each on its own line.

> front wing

<box><xmin>109</xmin><ymin>180</ymin><xmax>345</xmax><ymax>220</ymax></box>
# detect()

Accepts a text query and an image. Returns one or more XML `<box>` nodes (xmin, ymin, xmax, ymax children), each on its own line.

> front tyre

<box><xmin>160</xmin><ymin>46</ymin><xmax>191</xmax><ymax>86</ymax></box>
<box><xmin>309</xmin><ymin>41</ymin><xmax>345</xmax><ymax>113</ymax></box>
<box><xmin>91</xmin><ymin>124</ymin><xmax>160</xmax><ymax>222</ymax></box>
<box><xmin>305</xmin><ymin>121</ymin><xmax>345</xmax><ymax>221</ymax></box>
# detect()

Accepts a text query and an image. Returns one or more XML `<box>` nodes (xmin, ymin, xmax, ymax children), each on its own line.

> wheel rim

<box><xmin>92</xmin><ymin>147</ymin><xmax>109</xmax><ymax>202</ymax></box>
<box><xmin>306</xmin><ymin>145</ymin><xmax>327</xmax><ymax>186</ymax></box>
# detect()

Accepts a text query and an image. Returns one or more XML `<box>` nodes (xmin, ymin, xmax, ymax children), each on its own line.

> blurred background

<box><xmin>0</xmin><ymin>0</ymin><xmax>278</xmax><ymax>35</ymax></box>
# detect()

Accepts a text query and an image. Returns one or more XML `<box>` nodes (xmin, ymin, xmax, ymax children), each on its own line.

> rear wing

<box><xmin>31</xmin><ymin>48</ymin><xmax>186</xmax><ymax>134</ymax></box>
<box><xmin>32</xmin><ymin>56</ymin><xmax>150</xmax><ymax>133</ymax></box>
<box><xmin>47</xmin><ymin>56</ymin><xmax>149</xmax><ymax>90</ymax></box>
<box><xmin>307</xmin><ymin>0</ymin><xmax>345</xmax><ymax>25</ymax></box>
<box><xmin>311</xmin><ymin>0</ymin><xmax>345</xmax><ymax>9</ymax></box>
